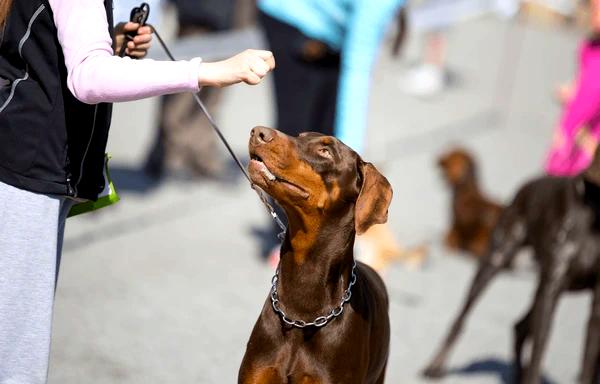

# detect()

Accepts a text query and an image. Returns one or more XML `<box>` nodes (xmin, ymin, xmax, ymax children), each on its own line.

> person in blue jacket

<box><xmin>258</xmin><ymin>0</ymin><xmax>404</xmax><ymax>154</ymax></box>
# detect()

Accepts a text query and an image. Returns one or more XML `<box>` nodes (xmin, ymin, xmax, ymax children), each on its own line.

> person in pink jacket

<box><xmin>545</xmin><ymin>0</ymin><xmax>600</xmax><ymax>175</ymax></box>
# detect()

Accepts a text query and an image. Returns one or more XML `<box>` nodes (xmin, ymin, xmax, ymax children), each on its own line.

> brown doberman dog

<box><xmin>423</xmin><ymin>149</ymin><xmax>600</xmax><ymax>383</ymax></box>
<box><xmin>438</xmin><ymin>148</ymin><xmax>503</xmax><ymax>258</ymax></box>
<box><xmin>239</xmin><ymin>127</ymin><xmax>392</xmax><ymax>384</ymax></box>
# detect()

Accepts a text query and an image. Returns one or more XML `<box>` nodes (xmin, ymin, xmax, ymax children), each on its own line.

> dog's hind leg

<box><xmin>578</xmin><ymin>273</ymin><xmax>600</xmax><ymax>384</ymax></box>
<box><xmin>422</xmin><ymin>208</ymin><xmax>526</xmax><ymax>379</ymax></box>
<box><xmin>596</xmin><ymin>352</ymin><xmax>600</xmax><ymax>384</ymax></box>
<box><xmin>421</xmin><ymin>258</ymin><xmax>508</xmax><ymax>378</ymax></box>
<box><xmin>513</xmin><ymin>304</ymin><xmax>534</xmax><ymax>383</ymax></box>
<box><xmin>522</xmin><ymin>252</ymin><xmax>571</xmax><ymax>384</ymax></box>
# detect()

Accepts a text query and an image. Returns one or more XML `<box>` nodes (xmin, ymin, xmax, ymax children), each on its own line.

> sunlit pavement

<box><xmin>49</xmin><ymin>16</ymin><xmax>589</xmax><ymax>384</ymax></box>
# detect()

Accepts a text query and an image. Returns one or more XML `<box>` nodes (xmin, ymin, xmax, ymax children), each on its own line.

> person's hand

<box><xmin>550</xmin><ymin>126</ymin><xmax>567</xmax><ymax>151</ymax></box>
<box><xmin>114</xmin><ymin>22</ymin><xmax>153</xmax><ymax>58</ymax></box>
<box><xmin>198</xmin><ymin>49</ymin><xmax>276</xmax><ymax>88</ymax></box>
<box><xmin>576</xmin><ymin>128</ymin><xmax>598</xmax><ymax>157</ymax></box>
<box><xmin>555</xmin><ymin>82</ymin><xmax>575</xmax><ymax>105</ymax></box>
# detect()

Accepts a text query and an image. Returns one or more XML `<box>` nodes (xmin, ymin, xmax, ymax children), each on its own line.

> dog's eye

<box><xmin>318</xmin><ymin>147</ymin><xmax>332</xmax><ymax>159</ymax></box>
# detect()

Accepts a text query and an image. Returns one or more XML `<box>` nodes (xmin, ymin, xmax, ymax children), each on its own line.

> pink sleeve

<box><xmin>48</xmin><ymin>0</ymin><xmax>201</xmax><ymax>104</ymax></box>
<box><xmin>560</xmin><ymin>42</ymin><xmax>600</xmax><ymax>139</ymax></box>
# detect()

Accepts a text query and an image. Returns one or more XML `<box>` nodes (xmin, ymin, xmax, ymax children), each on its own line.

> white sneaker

<box><xmin>399</xmin><ymin>64</ymin><xmax>445</xmax><ymax>98</ymax></box>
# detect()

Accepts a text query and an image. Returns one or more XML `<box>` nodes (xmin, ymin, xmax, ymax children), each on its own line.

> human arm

<box><xmin>335</xmin><ymin>0</ymin><xmax>404</xmax><ymax>153</ymax></box>
<box><xmin>48</xmin><ymin>0</ymin><xmax>274</xmax><ymax>104</ymax></box>
<box><xmin>558</xmin><ymin>43</ymin><xmax>600</xmax><ymax>144</ymax></box>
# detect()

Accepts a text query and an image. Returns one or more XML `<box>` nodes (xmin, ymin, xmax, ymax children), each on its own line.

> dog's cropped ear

<box><xmin>355</xmin><ymin>161</ymin><xmax>393</xmax><ymax>235</ymax></box>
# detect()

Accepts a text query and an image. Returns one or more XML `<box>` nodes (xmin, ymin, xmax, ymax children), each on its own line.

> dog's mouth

<box><xmin>249</xmin><ymin>154</ymin><xmax>309</xmax><ymax>199</ymax></box>
<box><xmin>250</xmin><ymin>154</ymin><xmax>277</xmax><ymax>182</ymax></box>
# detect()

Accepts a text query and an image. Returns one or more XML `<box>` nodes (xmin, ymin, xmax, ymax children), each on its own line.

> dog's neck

<box><xmin>452</xmin><ymin>176</ymin><xmax>480</xmax><ymax>196</ymax></box>
<box><xmin>276</xmin><ymin>206</ymin><xmax>356</xmax><ymax>318</ymax></box>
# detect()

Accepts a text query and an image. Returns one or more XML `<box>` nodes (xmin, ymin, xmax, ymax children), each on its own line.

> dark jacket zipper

<box><xmin>65</xmin><ymin>153</ymin><xmax>76</xmax><ymax>196</ymax></box>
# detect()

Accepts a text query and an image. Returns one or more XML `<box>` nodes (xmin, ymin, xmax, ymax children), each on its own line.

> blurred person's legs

<box><xmin>519</xmin><ymin>0</ymin><xmax>576</xmax><ymax>25</ymax></box>
<box><xmin>0</xmin><ymin>181</ymin><xmax>71</xmax><ymax>384</ymax></box>
<box><xmin>400</xmin><ymin>0</ymin><xmax>516</xmax><ymax>97</ymax></box>
<box><xmin>259</xmin><ymin>11</ymin><xmax>339</xmax><ymax>138</ymax></box>
<box><xmin>144</xmin><ymin>24</ymin><xmax>228</xmax><ymax>181</ymax></box>
<box><xmin>400</xmin><ymin>0</ymin><xmax>454</xmax><ymax>97</ymax></box>
<box><xmin>144</xmin><ymin>0</ymin><xmax>238</xmax><ymax>181</ymax></box>
<box><xmin>400</xmin><ymin>30</ymin><xmax>447</xmax><ymax>97</ymax></box>
<box><xmin>145</xmin><ymin>87</ymin><xmax>225</xmax><ymax>180</ymax></box>
<box><xmin>258</xmin><ymin>11</ymin><xmax>340</xmax><ymax>260</ymax></box>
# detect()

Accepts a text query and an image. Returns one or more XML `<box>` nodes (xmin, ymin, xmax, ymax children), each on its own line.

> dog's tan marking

<box><xmin>320</xmin><ymin>136</ymin><xmax>334</xmax><ymax>146</ymax></box>
<box><xmin>242</xmin><ymin>367</ymin><xmax>281</xmax><ymax>384</ymax></box>
<box><xmin>329</xmin><ymin>182</ymin><xmax>342</xmax><ymax>203</ymax></box>
<box><xmin>283</xmin><ymin>159</ymin><xmax>328</xmax><ymax>265</ymax></box>
<box><xmin>289</xmin><ymin>221</ymin><xmax>321</xmax><ymax>265</ymax></box>
<box><xmin>298</xmin><ymin>376</ymin><xmax>322</xmax><ymax>384</ymax></box>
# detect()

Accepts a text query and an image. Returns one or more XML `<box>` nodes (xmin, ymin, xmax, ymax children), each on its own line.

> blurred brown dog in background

<box><xmin>438</xmin><ymin>148</ymin><xmax>503</xmax><ymax>258</ymax></box>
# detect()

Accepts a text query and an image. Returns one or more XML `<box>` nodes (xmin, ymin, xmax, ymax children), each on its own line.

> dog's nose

<box><xmin>251</xmin><ymin>126</ymin><xmax>275</xmax><ymax>145</ymax></box>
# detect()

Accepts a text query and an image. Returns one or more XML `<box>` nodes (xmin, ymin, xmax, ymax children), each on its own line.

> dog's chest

<box><xmin>239</xmin><ymin>364</ymin><xmax>328</xmax><ymax>384</ymax></box>
<box><xmin>241</xmin><ymin>348</ymin><xmax>333</xmax><ymax>384</ymax></box>
<box><xmin>242</xmin><ymin>322</ymin><xmax>368</xmax><ymax>384</ymax></box>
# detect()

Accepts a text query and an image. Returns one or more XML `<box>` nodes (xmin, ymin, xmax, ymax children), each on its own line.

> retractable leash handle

<box><xmin>121</xmin><ymin>3</ymin><xmax>287</xmax><ymax>240</ymax></box>
<box><xmin>117</xmin><ymin>2</ymin><xmax>150</xmax><ymax>57</ymax></box>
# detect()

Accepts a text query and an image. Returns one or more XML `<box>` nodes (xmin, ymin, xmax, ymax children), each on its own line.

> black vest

<box><xmin>0</xmin><ymin>0</ymin><xmax>114</xmax><ymax>200</ymax></box>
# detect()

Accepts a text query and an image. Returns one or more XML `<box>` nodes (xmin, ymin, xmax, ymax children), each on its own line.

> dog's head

<box><xmin>437</xmin><ymin>148</ymin><xmax>477</xmax><ymax>187</ymax></box>
<box><xmin>248</xmin><ymin>127</ymin><xmax>392</xmax><ymax>235</ymax></box>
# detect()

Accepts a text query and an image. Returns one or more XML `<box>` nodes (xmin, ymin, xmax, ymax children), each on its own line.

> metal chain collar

<box><xmin>270</xmin><ymin>260</ymin><xmax>357</xmax><ymax>328</ymax></box>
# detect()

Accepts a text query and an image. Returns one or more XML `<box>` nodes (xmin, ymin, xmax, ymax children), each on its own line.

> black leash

<box><xmin>120</xmin><ymin>3</ymin><xmax>286</xmax><ymax>240</ymax></box>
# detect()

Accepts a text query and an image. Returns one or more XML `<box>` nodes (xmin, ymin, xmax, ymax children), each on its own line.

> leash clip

<box><xmin>271</xmin><ymin>211</ymin><xmax>286</xmax><ymax>241</ymax></box>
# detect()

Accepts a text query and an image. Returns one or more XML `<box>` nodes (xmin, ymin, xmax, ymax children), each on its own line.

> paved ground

<box><xmin>49</xmin><ymin>14</ymin><xmax>593</xmax><ymax>384</ymax></box>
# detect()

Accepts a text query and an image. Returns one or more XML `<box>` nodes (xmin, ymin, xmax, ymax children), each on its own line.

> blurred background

<box><xmin>49</xmin><ymin>0</ymin><xmax>597</xmax><ymax>382</ymax></box>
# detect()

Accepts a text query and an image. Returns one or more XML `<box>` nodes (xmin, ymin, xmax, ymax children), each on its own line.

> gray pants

<box><xmin>0</xmin><ymin>181</ymin><xmax>71</xmax><ymax>384</ymax></box>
